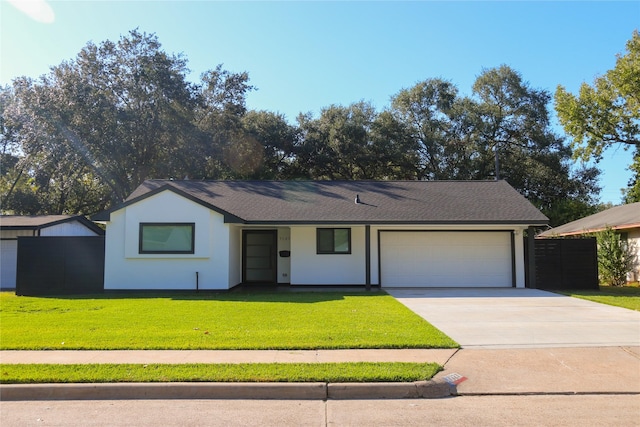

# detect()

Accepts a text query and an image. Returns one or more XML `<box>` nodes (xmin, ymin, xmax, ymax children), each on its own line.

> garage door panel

<box><xmin>381</xmin><ymin>231</ymin><xmax>512</xmax><ymax>288</ymax></box>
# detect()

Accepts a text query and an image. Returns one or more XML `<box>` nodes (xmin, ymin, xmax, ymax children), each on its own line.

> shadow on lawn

<box><xmin>15</xmin><ymin>285</ymin><xmax>385</xmax><ymax>303</ymax></box>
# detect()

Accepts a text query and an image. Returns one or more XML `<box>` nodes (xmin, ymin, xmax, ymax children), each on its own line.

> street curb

<box><xmin>0</xmin><ymin>379</ymin><xmax>454</xmax><ymax>401</ymax></box>
<box><xmin>328</xmin><ymin>379</ymin><xmax>453</xmax><ymax>399</ymax></box>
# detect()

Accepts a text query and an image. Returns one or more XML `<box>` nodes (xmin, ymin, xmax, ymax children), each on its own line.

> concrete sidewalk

<box><xmin>2</xmin><ymin>346</ymin><xmax>639</xmax><ymax>400</ymax></box>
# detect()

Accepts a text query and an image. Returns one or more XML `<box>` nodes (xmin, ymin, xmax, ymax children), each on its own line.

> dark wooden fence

<box><xmin>16</xmin><ymin>236</ymin><xmax>105</xmax><ymax>296</ymax></box>
<box><xmin>532</xmin><ymin>238</ymin><xmax>598</xmax><ymax>290</ymax></box>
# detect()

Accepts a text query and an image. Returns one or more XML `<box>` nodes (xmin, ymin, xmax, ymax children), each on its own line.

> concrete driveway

<box><xmin>387</xmin><ymin>288</ymin><xmax>640</xmax><ymax>348</ymax></box>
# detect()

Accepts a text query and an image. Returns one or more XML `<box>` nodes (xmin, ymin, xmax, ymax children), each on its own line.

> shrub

<box><xmin>596</xmin><ymin>228</ymin><xmax>636</xmax><ymax>286</ymax></box>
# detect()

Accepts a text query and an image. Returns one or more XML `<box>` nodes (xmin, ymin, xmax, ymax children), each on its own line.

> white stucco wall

<box><xmin>228</xmin><ymin>225</ymin><xmax>242</xmax><ymax>288</ymax></box>
<box><xmin>104</xmin><ymin>191</ymin><xmax>232</xmax><ymax>290</ymax></box>
<box><xmin>513</xmin><ymin>230</ymin><xmax>526</xmax><ymax>288</ymax></box>
<box><xmin>290</xmin><ymin>226</ymin><xmax>366</xmax><ymax>285</ymax></box>
<box><xmin>277</xmin><ymin>227</ymin><xmax>291</xmax><ymax>284</ymax></box>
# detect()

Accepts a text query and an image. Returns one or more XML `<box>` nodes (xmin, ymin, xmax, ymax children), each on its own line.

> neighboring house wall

<box><xmin>627</xmin><ymin>228</ymin><xmax>640</xmax><ymax>282</ymax></box>
<box><xmin>0</xmin><ymin>222</ymin><xmax>100</xmax><ymax>290</ymax></box>
<box><xmin>40</xmin><ymin>221</ymin><xmax>100</xmax><ymax>237</ymax></box>
<box><xmin>0</xmin><ymin>240</ymin><xmax>18</xmax><ymax>289</ymax></box>
<box><xmin>1</xmin><ymin>230</ymin><xmax>36</xmax><ymax>239</ymax></box>
<box><xmin>104</xmin><ymin>191</ymin><xmax>231</xmax><ymax>290</ymax></box>
<box><xmin>1</xmin><ymin>231</ymin><xmax>34</xmax><ymax>288</ymax></box>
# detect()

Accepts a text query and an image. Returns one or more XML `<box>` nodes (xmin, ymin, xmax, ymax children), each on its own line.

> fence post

<box><xmin>527</xmin><ymin>226</ymin><xmax>537</xmax><ymax>289</ymax></box>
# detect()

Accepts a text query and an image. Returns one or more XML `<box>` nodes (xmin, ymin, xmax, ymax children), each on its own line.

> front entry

<box><xmin>242</xmin><ymin>230</ymin><xmax>277</xmax><ymax>283</ymax></box>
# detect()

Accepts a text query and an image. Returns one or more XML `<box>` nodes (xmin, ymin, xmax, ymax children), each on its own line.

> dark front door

<box><xmin>243</xmin><ymin>230</ymin><xmax>277</xmax><ymax>283</ymax></box>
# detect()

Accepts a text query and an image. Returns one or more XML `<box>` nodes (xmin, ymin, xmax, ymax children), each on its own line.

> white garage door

<box><xmin>1</xmin><ymin>240</ymin><xmax>18</xmax><ymax>289</ymax></box>
<box><xmin>380</xmin><ymin>231</ymin><xmax>513</xmax><ymax>287</ymax></box>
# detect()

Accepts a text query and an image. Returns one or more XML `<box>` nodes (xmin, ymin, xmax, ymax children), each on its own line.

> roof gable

<box><xmin>99</xmin><ymin>180</ymin><xmax>548</xmax><ymax>225</ymax></box>
<box><xmin>93</xmin><ymin>184</ymin><xmax>244</xmax><ymax>223</ymax></box>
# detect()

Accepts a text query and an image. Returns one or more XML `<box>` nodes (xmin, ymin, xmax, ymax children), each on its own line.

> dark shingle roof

<box><xmin>110</xmin><ymin>180</ymin><xmax>547</xmax><ymax>225</ymax></box>
<box><xmin>539</xmin><ymin>202</ymin><xmax>640</xmax><ymax>236</ymax></box>
<box><xmin>0</xmin><ymin>215</ymin><xmax>75</xmax><ymax>228</ymax></box>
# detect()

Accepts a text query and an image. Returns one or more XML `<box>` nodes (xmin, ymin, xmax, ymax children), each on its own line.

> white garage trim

<box><xmin>379</xmin><ymin>230</ymin><xmax>515</xmax><ymax>288</ymax></box>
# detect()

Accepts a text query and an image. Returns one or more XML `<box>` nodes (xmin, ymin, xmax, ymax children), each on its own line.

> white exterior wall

<box><xmin>370</xmin><ymin>225</ymin><xmax>527</xmax><ymax>288</ymax></box>
<box><xmin>40</xmin><ymin>221</ymin><xmax>100</xmax><ymax>236</ymax></box>
<box><xmin>513</xmin><ymin>229</ymin><xmax>526</xmax><ymax>288</ymax></box>
<box><xmin>104</xmin><ymin>191</ymin><xmax>232</xmax><ymax>290</ymax></box>
<box><xmin>277</xmin><ymin>227</ymin><xmax>291</xmax><ymax>284</ymax></box>
<box><xmin>228</xmin><ymin>225</ymin><xmax>242</xmax><ymax>288</ymax></box>
<box><xmin>290</xmin><ymin>226</ymin><xmax>366</xmax><ymax>285</ymax></box>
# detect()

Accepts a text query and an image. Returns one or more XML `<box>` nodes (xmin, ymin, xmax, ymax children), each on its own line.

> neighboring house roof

<box><xmin>95</xmin><ymin>180</ymin><xmax>548</xmax><ymax>225</ymax></box>
<box><xmin>538</xmin><ymin>202</ymin><xmax>640</xmax><ymax>237</ymax></box>
<box><xmin>0</xmin><ymin>215</ymin><xmax>105</xmax><ymax>235</ymax></box>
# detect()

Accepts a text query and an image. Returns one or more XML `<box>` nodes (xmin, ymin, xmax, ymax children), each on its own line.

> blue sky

<box><xmin>1</xmin><ymin>1</ymin><xmax>638</xmax><ymax>204</ymax></box>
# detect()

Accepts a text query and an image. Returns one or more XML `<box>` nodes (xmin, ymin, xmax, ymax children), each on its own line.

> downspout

<box><xmin>510</xmin><ymin>231</ymin><xmax>516</xmax><ymax>287</ymax></box>
<box><xmin>365</xmin><ymin>225</ymin><xmax>371</xmax><ymax>290</ymax></box>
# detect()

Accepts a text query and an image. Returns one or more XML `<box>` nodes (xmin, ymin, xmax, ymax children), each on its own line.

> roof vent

<box><xmin>355</xmin><ymin>194</ymin><xmax>361</xmax><ymax>204</ymax></box>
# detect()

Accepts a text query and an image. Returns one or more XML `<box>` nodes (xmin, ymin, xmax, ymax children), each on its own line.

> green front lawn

<box><xmin>0</xmin><ymin>362</ymin><xmax>441</xmax><ymax>384</ymax></box>
<box><xmin>0</xmin><ymin>291</ymin><xmax>457</xmax><ymax>350</ymax></box>
<box><xmin>559</xmin><ymin>284</ymin><xmax>640</xmax><ymax>311</ymax></box>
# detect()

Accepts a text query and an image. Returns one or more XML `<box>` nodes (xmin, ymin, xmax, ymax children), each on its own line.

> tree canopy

<box><xmin>555</xmin><ymin>30</ymin><xmax>640</xmax><ymax>202</ymax></box>
<box><xmin>1</xmin><ymin>30</ymin><xmax>254</xmax><ymax>213</ymax></box>
<box><xmin>1</xmin><ymin>29</ymin><xmax>605</xmax><ymax>225</ymax></box>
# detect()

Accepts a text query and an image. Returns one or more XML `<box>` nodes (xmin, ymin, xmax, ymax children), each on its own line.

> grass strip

<box><xmin>0</xmin><ymin>362</ymin><xmax>441</xmax><ymax>384</ymax></box>
<box><xmin>558</xmin><ymin>285</ymin><xmax>640</xmax><ymax>311</ymax></box>
<box><xmin>0</xmin><ymin>292</ymin><xmax>457</xmax><ymax>350</ymax></box>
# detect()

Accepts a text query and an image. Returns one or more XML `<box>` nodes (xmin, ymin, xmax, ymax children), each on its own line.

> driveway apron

<box><xmin>387</xmin><ymin>288</ymin><xmax>640</xmax><ymax>348</ymax></box>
